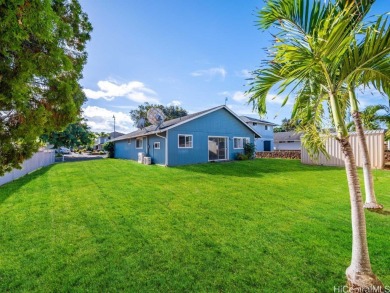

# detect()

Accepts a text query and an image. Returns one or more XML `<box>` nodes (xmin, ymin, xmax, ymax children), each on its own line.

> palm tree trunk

<box><xmin>329</xmin><ymin>93</ymin><xmax>383</xmax><ymax>291</ymax></box>
<box><xmin>351</xmin><ymin>111</ymin><xmax>383</xmax><ymax>210</ymax></box>
<box><xmin>340</xmin><ymin>138</ymin><xmax>384</xmax><ymax>291</ymax></box>
<box><xmin>349</xmin><ymin>87</ymin><xmax>383</xmax><ymax>210</ymax></box>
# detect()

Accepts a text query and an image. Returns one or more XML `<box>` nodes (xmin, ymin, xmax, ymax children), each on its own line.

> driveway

<box><xmin>55</xmin><ymin>153</ymin><xmax>107</xmax><ymax>163</ymax></box>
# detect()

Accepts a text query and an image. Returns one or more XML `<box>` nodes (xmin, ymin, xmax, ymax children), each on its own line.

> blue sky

<box><xmin>79</xmin><ymin>0</ymin><xmax>390</xmax><ymax>133</ymax></box>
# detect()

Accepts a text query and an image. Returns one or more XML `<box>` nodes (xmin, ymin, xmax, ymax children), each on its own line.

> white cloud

<box><xmin>168</xmin><ymin>100</ymin><xmax>182</xmax><ymax>106</ymax></box>
<box><xmin>237</xmin><ymin>69</ymin><xmax>252</xmax><ymax>78</ymax></box>
<box><xmin>82</xmin><ymin>106</ymin><xmax>135</xmax><ymax>133</ymax></box>
<box><xmin>232</xmin><ymin>91</ymin><xmax>248</xmax><ymax>102</ymax></box>
<box><xmin>83</xmin><ymin>80</ymin><xmax>159</xmax><ymax>103</ymax></box>
<box><xmin>218</xmin><ymin>91</ymin><xmax>230</xmax><ymax>96</ymax></box>
<box><xmin>191</xmin><ymin>67</ymin><xmax>227</xmax><ymax>80</ymax></box>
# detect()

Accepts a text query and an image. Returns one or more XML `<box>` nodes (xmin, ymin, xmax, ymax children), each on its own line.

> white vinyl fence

<box><xmin>301</xmin><ymin>130</ymin><xmax>385</xmax><ymax>169</ymax></box>
<box><xmin>0</xmin><ymin>150</ymin><xmax>55</xmax><ymax>186</ymax></box>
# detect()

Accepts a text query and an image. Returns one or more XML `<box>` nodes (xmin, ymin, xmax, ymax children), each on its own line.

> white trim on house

<box><xmin>233</xmin><ymin>137</ymin><xmax>250</xmax><ymax>149</ymax></box>
<box><xmin>162</xmin><ymin>106</ymin><xmax>261</xmax><ymax>137</ymax></box>
<box><xmin>208</xmin><ymin>136</ymin><xmax>229</xmax><ymax>162</ymax></box>
<box><xmin>178</xmin><ymin>134</ymin><xmax>193</xmax><ymax>148</ymax></box>
<box><xmin>165</xmin><ymin>130</ymin><xmax>169</xmax><ymax>166</ymax></box>
<box><xmin>135</xmin><ymin>137</ymin><xmax>143</xmax><ymax>149</ymax></box>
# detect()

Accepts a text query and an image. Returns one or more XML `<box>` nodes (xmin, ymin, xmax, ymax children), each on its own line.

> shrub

<box><xmin>103</xmin><ymin>142</ymin><xmax>115</xmax><ymax>158</ymax></box>
<box><xmin>244</xmin><ymin>143</ymin><xmax>256</xmax><ymax>159</ymax></box>
<box><xmin>235</xmin><ymin>153</ymin><xmax>249</xmax><ymax>160</ymax></box>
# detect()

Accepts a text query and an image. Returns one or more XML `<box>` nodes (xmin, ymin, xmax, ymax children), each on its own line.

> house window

<box><xmin>178</xmin><ymin>135</ymin><xmax>193</xmax><ymax>148</ymax></box>
<box><xmin>136</xmin><ymin>138</ymin><xmax>143</xmax><ymax>149</ymax></box>
<box><xmin>253</xmin><ymin>123</ymin><xmax>257</xmax><ymax>126</ymax></box>
<box><xmin>233</xmin><ymin>137</ymin><xmax>250</xmax><ymax>149</ymax></box>
<box><xmin>265</xmin><ymin>125</ymin><xmax>269</xmax><ymax>130</ymax></box>
<box><xmin>154</xmin><ymin>142</ymin><xmax>160</xmax><ymax>149</ymax></box>
<box><xmin>127</xmin><ymin>139</ymin><xmax>131</xmax><ymax>144</ymax></box>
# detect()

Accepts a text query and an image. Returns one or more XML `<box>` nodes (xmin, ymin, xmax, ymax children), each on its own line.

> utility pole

<box><xmin>112</xmin><ymin>115</ymin><xmax>116</xmax><ymax>139</ymax></box>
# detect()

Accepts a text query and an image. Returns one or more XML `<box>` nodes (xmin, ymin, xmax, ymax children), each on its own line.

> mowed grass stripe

<box><xmin>0</xmin><ymin>159</ymin><xmax>389</xmax><ymax>292</ymax></box>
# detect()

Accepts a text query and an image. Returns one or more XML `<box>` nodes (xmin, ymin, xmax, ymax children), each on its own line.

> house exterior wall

<box><xmin>114</xmin><ymin>134</ymin><xmax>167</xmax><ymax>164</ymax></box>
<box><xmin>255</xmin><ymin>124</ymin><xmax>274</xmax><ymax>151</ymax></box>
<box><xmin>244</xmin><ymin>123</ymin><xmax>274</xmax><ymax>151</ymax></box>
<box><xmin>167</xmin><ymin>108</ymin><xmax>255</xmax><ymax>166</ymax></box>
<box><xmin>146</xmin><ymin>134</ymin><xmax>166</xmax><ymax>165</ymax></box>
<box><xmin>274</xmin><ymin>141</ymin><xmax>301</xmax><ymax>151</ymax></box>
<box><xmin>115</xmin><ymin>137</ymin><xmax>147</xmax><ymax>160</ymax></box>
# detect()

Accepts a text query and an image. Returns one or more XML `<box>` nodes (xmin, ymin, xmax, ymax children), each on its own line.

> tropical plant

<box><xmin>244</xmin><ymin>143</ymin><xmax>256</xmax><ymax>159</ymax></box>
<box><xmin>248</xmin><ymin>0</ymin><xmax>389</xmax><ymax>290</ymax></box>
<box><xmin>347</xmin><ymin>102</ymin><xmax>389</xmax><ymax>209</ymax></box>
<box><xmin>348</xmin><ymin>104</ymin><xmax>390</xmax><ymax>132</ymax></box>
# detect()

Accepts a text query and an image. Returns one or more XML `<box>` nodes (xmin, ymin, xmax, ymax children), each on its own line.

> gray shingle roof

<box><xmin>111</xmin><ymin>105</ymin><xmax>261</xmax><ymax>142</ymax></box>
<box><xmin>239</xmin><ymin>116</ymin><xmax>278</xmax><ymax>126</ymax></box>
<box><xmin>274</xmin><ymin>131</ymin><xmax>302</xmax><ymax>142</ymax></box>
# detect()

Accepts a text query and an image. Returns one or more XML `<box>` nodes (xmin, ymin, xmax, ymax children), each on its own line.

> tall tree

<box><xmin>0</xmin><ymin>0</ymin><xmax>92</xmax><ymax>175</ymax></box>
<box><xmin>348</xmin><ymin>104</ymin><xmax>390</xmax><ymax>132</ymax></box>
<box><xmin>273</xmin><ymin>118</ymin><xmax>298</xmax><ymax>133</ymax></box>
<box><xmin>129</xmin><ymin>103</ymin><xmax>188</xmax><ymax>127</ymax></box>
<box><xmin>248</xmin><ymin>0</ymin><xmax>389</xmax><ymax>290</ymax></box>
<box><xmin>41</xmin><ymin>118</ymin><xmax>94</xmax><ymax>149</ymax></box>
<box><xmin>347</xmin><ymin>101</ymin><xmax>389</xmax><ymax>209</ymax></box>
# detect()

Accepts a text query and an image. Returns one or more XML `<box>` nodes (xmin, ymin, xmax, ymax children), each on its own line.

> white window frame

<box><xmin>208</xmin><ymin>136</ymin><xmax>228</xmax><ymax>162</ymax></box>
<box><xmin>135</xmin><ymin>138</ymin><xmax>143</xmax><ymax>149</ymax></box>
<box><xmin>265</xmin><ymin>125</ymin><xmax>269</xmax><ymax>130</ymax></box>
<box><xmin>178</xmin><ymin>134</ymin><xmax>193</xmax><ymax>148</ymax></box>
<box><xmin>233</xmin><ymin>137</ymin><xmax>250</xmax><ymax>149</ymax></box>
<box><xmin>154</xmin><ymin>142</ymin><xmax>160</xmax><ymax>149</ymax></box>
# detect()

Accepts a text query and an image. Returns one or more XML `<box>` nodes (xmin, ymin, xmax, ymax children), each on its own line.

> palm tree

<box><xmin>348</xmin><ymin>104</ymin><xmax>390</xmax><ymax>132</ymax></box>
<box><xmin>348</xmin><ymin>102</ymin><xmax>390</xmax><ymax>209</ymax></box>
<box><xmin>248</xmin><ymin>0</ymin><xmax>389</xmax><ymax>289</ymax></box>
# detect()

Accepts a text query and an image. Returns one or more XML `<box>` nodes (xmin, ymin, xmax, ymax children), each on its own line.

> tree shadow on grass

<box><xmin>173</xmin><ymin>158</ymin><xmax>343</xmax><ymax>178</ymax></box>
<box><xmin>0</xmin><ymin>164</ymin><xmax>54</xmax><ymax>205</ymax></box>
<box><xmin>368</xmin><ymin>209</ymin><xmax>390</xmax><ymax>216</ymax></box>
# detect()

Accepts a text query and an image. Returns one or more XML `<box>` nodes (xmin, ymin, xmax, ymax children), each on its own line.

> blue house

<box><xmin>111</xmin><ymin>105</ymin><xmax>261</xmax><ymax>166</ymax></box>
<box><xmin>240</xmin><ymin>116</ymin><xmax>277</xmax><ymax>151</ymax></box>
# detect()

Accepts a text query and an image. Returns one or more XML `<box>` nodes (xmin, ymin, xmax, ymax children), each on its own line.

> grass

<box><xmin>0</xmin><ymin>158</ymin><xmax>389</xmax><ymax>292</ymax></box>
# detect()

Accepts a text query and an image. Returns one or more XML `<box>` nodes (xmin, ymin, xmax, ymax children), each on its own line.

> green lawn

<box><xmin>0</xmin><ymin>159</ymin><xmax>389</xmax><ymax>292</ymax></box>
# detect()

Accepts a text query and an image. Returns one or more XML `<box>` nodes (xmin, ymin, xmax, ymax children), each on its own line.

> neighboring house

<box><xmin>110</xmin><ymin>105</ymin><xmax>261</xmax><ymax>166</ymax></box>
<box><xmin>274</xmin><ymin>131</ymin><xmax>302</xmax><ymax>150</ymax></box>
<box><xmin>95</xmin><ymin>131</ymin><xmax>124</xmax><ymax>150</ymax></box>
<box><xmin>240</xmin><ymin>116</ymin><xmax>277</xmax><ymax>151</ymax></box>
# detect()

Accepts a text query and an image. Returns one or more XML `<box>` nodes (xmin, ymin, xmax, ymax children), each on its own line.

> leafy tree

<box><xmin>129</xmin><ymin>103</ymin><xmax>188</xmax><ymax>127</ymax></box>
<box><xmin>41</xmin><ymin>118</ymin><xmax>94</xmax><ymax>149</ymax></box>
<box><xmin>0</xmin><ymin>0</ymin><xmax>92</xmax><ymax>175</ymax></box>
<box><xmin>273</xmin><ymin>118</ymin><xmax>298</xmax><ymax>132</ymax></box>
<box><xmin>248</xmin><ymin>0</ymin><xmax>389</xmax><ymax>289</ymax></box>
<box><xmin>103</xmin><ymin>142</ymin><xmax>115</xmax><ymax>158</ymax></box>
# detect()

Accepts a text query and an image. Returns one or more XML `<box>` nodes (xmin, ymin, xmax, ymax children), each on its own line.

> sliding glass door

<box><xmin>208</xmin><ymin>137</ymin><xmax>227</xmax><ymax>161</ymax></box>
